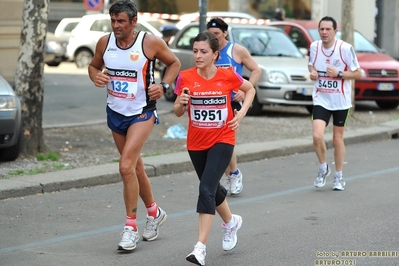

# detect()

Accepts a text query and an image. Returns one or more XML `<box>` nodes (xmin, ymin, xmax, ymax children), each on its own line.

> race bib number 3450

<box><xmin>316</xmin><ymin>78</ymin><xmax>343</xmax><ymax>93</ymax></box>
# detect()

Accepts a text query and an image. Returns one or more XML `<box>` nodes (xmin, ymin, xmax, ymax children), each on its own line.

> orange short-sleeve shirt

<box><xmin>175</xmin><ymin>67</ymin><xmax>243</xmax><ymax>151</ymax></box>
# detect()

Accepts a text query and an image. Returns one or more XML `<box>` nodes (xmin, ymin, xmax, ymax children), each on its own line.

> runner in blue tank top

<box><xmin>207</xmin><ymin>18</ymin><xmax>261</xmax><ymax>195</ymax></box>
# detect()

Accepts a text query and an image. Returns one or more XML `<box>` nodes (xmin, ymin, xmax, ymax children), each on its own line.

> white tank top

<box><xmin>103</xmin><ymin>31</ymin><xmax>156</xmax><ymax>116</ymax></box>
<box><xmin>309</xmin><ymin>39</ymin><xmax>359</xmax><ymax>110</ymax></box>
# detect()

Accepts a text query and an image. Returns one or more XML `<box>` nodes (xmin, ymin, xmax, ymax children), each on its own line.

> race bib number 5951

<box><xmin>189</xmin><ymin>96</ymin><xmax>228</xmax><ymax>128</ymax></box>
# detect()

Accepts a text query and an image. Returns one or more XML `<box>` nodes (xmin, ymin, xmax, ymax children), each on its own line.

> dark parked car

<box><xmin>0</xmin><ymin>74</ymin><xmax>22</xmax><ymax>161</ymax></box>
<box><xmin>45</xmin><ymin>32</ymin><xmax>68</xmax><ymax>67</ymax></box>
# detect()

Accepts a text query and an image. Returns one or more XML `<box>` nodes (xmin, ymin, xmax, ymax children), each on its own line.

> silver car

<box><xmin>162</xmin><ymin>22</ymin><xmax>314</xmax><ymax>115</ymax></box>
<box><xmin>45</xmin><ymin>32</ymin><xmax>68</xmax><ymax>67</ymax></box>
<box><xmin>0</xmin><ymin>75</ymin><xmax>22</xmax><ymax>161</ymax></box>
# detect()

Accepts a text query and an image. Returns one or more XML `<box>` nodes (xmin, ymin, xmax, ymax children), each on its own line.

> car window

<box><xmin>232</xmin><ymin>27</ymin><xmax>303</xmax><ymax>57</ymax></box>
<box><xmin>90</xmin><ymin>19</ymin><xmax>112</xmax><ymax>32</ymax></box>
<box><xmin>308</xmin><ymin>29</ymin><xmax>379</xmax><ymax>53</ymax></box>
<box><xmin>271</xmin><ymin>25</ymin><xmax>286</xmax><ymax>32</ymax></box>
<box><xmin>176</xmin><ymin>26</ymin><xmax>200</xmax><ymax>50</ymax></box>
<box><xmin>307</xmin><ymin>29</ymin><xmax>320</xmax><ymax>42</ymax></box>
<box><xmin>64</xmin><ymin>22</ymin><xmax>79</xmax><ymax>33</ymax></box>
<box><xmin>145</xmin><ymin>19</ymin><xmax>170</xmax><ymax>31</ymax></box>
<box><xmin>288</xmin><ymin>26</ymin><xmax>308</xmax><ymax>49</ymax></box>
<box><xmin>336</xmin><ymin>31</ymin><xmax>379</xmax><ymax>53</ymax></box>
<box><xmin>135</xmin><ymin>23</ymin><xmax>153</xmax><ymax>34</ymax></box>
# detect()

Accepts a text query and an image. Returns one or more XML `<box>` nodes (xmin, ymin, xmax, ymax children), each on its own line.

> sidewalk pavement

<box><xmin>1</xmin><ymin>120</ymin><xmax>398</xmax><ymax>200</ymax></box>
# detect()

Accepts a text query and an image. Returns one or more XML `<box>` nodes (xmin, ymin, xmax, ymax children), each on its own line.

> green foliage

<box><xmin>36</xmin><ymin>153</ymin><xmax>46</xmax><ymax>161</ymax></box>
<box><xmin>139</xmin><ymin>0</ymin><xmax>178</xmax><ymax>13</ymax></box>
<box><xmin>28</xmin><ymin>169</ymin><xmax>46</xmax><ymax>175</ymax></box>
<box><xmin>36</xmin><ymin>152</ymin><xmax>60</xmax><ymax>161</ymax></box>
<box><xmin>53</xmin><ymin>164</ymin><xmax>67</xmax><ymax>170</ymax></box>
<box><xmin>46</xmin><ymin>152</ymin><xmax>59</xmax><ymax>161</ymax></box>
<box><xmin>7</xmin><ymin>170</ymin><xmax>26</xmax><ymax>176</ymax></box>
<box><xmin>1</xmin><ymin>152</ymin><xmax>64</xmax><ymax>178</ymax></box>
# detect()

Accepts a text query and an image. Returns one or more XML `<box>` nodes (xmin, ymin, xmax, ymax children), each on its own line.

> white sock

<box><xmin>196</xmin><ymin>241</ymin><xmax>206</xmax><ymax>249</ymax></box>
<box><xmin>225</xmin><ymin>215</ymin><xmax>236</xmax><ymax>228</ymax></box>
<box><xmin>319</xmin><ymin>163</ymin><xmax>327</xmax><ymax>172</ymax></box>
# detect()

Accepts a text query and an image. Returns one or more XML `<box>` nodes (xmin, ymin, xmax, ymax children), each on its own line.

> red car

<box><xmin>269</xmin><ymin>20</ymin><xmax>399</xmax><ymax>109</ymax></box>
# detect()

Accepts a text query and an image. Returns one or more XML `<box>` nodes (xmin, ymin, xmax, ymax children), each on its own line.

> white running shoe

<box><xmin>221</xmin><ymin>175</ymin><xmax>231</xmax><ymax>195</ymax></box>
<box><xmin>117</xmin><ymin>227</ymin><xmax>139</xmax><ymax>251</ymax></box>
<box><xmin>314</xmin><ymin>164</ymin><xmax>331</xmax><ymax>188</ymax></box>
<box><xmin>229</xmin><ymin>169</ymin><xmax>243</xmax><ymax>195</ymax></box>
<box><xmin>222</xmin><ymin>214</ymin><xmax>243</xmax><ymax>251</ymax></box>
<box><xmin>186</xmin><ymin>242</ymin><xmax>206</xmax><ymax>266</ymax></box>
<box><xmin>333</xmin><ymin>176</ymin><xmax>346</xmax><ymax>191</ymax></box>
<box><xmin>142</xmin><ymin>207</ymin><xmax>167</xmax><ymax>241</ymax></box>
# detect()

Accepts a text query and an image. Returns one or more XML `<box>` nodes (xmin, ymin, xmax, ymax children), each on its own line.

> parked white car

<box><xmin>66</xmin><ymin>14</ymin><xmax>163</xmax><ymax>68</ymax></box>
<box><xmin>160</xmin><ymin>22</ymin><xmax>314</xmax><ymax>115</ymax></box>
<box><xmin>54</xmin><ymin>17</ymin><xmax>81</xmax><ymax>42</ymax></box>
<box><xmin>176</xmin><ymin>11</ymin><xmax>256</xmax><ymax>29</ymax></box>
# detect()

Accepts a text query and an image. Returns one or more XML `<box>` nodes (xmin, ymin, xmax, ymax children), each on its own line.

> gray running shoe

<box><xmin>314</xmin><ymin>164</ymin><xmax>331</xmax><ymax>188</ymax></box>
<box><xmin>229</xmin><ymin>169</ymin><xmax>243</xmax><ymax>195</ymax></box>
<box><xmin>221</xmin><ymin>175</ymin><xmax>231</xmax><ymax>195</ymax></box>
<box><xmin>142</xmin><ymin>207</ymin><xmax>167</xmax><ymax>241</ymax></box>
<box><xmin>117</xmin><ymin>227</ymin><xmax>139</xmax><ymax>251</ymax></box>
<box><xmin>333</xmin><ymin>176</ymin><xmax>346</xmax><ymax>191</ymax></box>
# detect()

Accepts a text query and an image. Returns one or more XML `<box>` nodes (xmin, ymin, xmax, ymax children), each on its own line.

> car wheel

<box><xmin>375</xmin><ymin>100</ymin><xmax>399</xmax><ymax>110</ymax></box>
<box><xmin>247</xmin><ymin>94</ymin><xmax>263</xmax><ymax>116</ymax></box>
<box><xmin>0</xmin><ymin>127</ymin><xmax>22</xmax><ymax>162</ymax></box>
<box><xmin>46</xmin><ymin>61</ymin><xmax>61</xmax><ymax>67</ymax></box>
<box><xmin>75</xmin><ymin>49</ymin><xmax>93</xmax><ymax>68</ymax></box>
<box><xmin>164</xmin><ymin>82</ymin><xmax>177</xmax><ymax>102</ymax></box>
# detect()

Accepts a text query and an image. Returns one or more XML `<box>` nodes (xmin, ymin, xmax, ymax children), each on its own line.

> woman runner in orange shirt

<box><xmin>173</xmin><ymin>31</ymin><xmax>255</xmax><ymax>266</ymax></box>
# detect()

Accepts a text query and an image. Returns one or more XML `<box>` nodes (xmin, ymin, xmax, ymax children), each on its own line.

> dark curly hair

<box><xmin>109</xmin><ymin>0</ymin><xmax>138</xmax><ymax>22</ymax></box>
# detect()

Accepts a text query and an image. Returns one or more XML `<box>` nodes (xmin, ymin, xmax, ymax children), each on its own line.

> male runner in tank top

<box><xmin>88</xmin><ymin>0</ymin><xmax>180</xmax><ymax>251</ymax></box>
<box><xmin>207</xmin><ymin>18</ymin><xmax>261</xmax><ymax>195</ymax></box>
<box><xmin>308</xmin><ymin>16</ymin><xmax>361</xmax><ymax>191</ymax></box>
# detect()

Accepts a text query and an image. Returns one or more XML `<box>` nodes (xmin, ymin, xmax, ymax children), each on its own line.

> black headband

<box><xmin>206</xmin><ymin>18</ymin><xmax>228</xmax><ymax>32</ymax></box>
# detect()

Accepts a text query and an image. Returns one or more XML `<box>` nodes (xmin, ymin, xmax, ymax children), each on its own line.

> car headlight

<box><xmin>360</xmin><ymin>68</ymin><xmax>367</xmax><ymax>77</ymax></box>
<box><xmin>267</xmin><ymin>71</ymin><xmax>288</xmax><ymax>83</ymax></box>
<box><xmin>0</xmin><ymin>96</ymin><xmax>17</xmax><ymax>110</ymax></box>
<box><xmin>46</xmin><ymin>41</ymin><xmax>62</xmax><ymax>53</ymax></box>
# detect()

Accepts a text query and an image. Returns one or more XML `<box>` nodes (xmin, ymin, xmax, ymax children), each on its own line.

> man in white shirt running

<box><xmin>308</xmin><ymin>16</ymin><xmax>361</xmax><ymax>191</ymax></box>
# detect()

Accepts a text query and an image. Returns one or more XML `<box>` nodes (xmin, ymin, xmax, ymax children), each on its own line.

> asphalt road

<box><xmin>1</xmin><ymin>139</ymin><xmax>398</xmax><ymax>266</ymax></box>
<box><xmin>42</xmin><ymin>63</ymin><xmax>392</xmax><ymax>128</ymax></box>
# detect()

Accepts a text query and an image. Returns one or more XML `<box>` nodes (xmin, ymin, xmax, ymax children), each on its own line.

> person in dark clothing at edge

<box><xmin>271</xmin><ymin>7</ymin><xmax>285</xmax><ymax>21</ymax></box>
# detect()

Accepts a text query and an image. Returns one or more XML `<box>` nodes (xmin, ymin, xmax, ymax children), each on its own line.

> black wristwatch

<box><xmin>337</xmin><ymin>71</ymin><xmax>343</xmax><ymax>79</ymax></box>
<box><xmin>160</xmin><ymin>82</ymin><xmax>169</xmax><ymax>93</ymax></box>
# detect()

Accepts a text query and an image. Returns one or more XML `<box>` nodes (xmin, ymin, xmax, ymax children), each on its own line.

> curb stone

<box><xmin>0</xmin><ymin>120</ymin><xmax>398</xmax><ymax>200</ymax></box>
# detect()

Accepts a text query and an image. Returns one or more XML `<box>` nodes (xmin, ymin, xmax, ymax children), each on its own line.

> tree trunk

<box><xmin>341</xmin><ymin>0</ymin><xmax>356</xmax><ymax>114</ymax></box>
<box><xmin>14</xmin><ymin>0</ymin><xmax>49</xmax><ymax>156</ymax></box>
